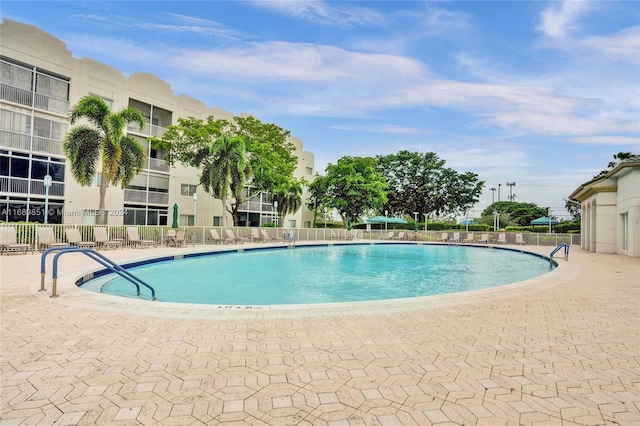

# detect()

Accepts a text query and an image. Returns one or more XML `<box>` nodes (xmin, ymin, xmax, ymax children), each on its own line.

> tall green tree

<box><xmin>153</xmin><ymin>116</ymin><xmax>300</xmax><ymax>225</ymax></box>
<box><xmin>310</xmin><ymin>156</ymin><xmax>387</xmax><ymax>225</ymax></box>
<box><xmin>273</xmin><ymin>178</ymin><xmax>304</xmax><ymax>225</ymax></box>
<box><xmin>64</xmin><ymin>95</ymin><xmax>146</xmax><ymax>224</ymax></box>
<box><xmin>480</xmin><ymin>201</ymin><xmax>548</xmax><ymax>226</ymax></box>
<box><xmin>376</xmin><ymin>151</ymin><xmax>484</xmax><ymax>217</ymax></box>
<box><xmin>202</xmin><ymin>135</ymin><xmax>250</xmax><ymax>226</ymax></box>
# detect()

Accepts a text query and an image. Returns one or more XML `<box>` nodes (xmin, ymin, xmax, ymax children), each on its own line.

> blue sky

<box><xmin>3</xmin><ymin>1</ymin><xmax>639</xmax><ymax>219</ymax></box>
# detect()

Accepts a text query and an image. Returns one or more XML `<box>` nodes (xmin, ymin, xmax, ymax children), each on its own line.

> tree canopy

<box><xmin>480</xmin><ymin>201</ymin><xmax>549</xmax><ymax>226</ymax></box>
<box><xmin>309</xmin><ymin>156</ymin><xmax>387</xmax><ymax>224</ymax></box>
<box><xmin>152</xmin><ymin>116</ymin><xmax>302</xmax><ymax>225</ymax></box>
<box><xmin>64</xmin><ymin>95</ymin><xmax>146</xmax><ymax>224</ymax></box>
<box><xmin>376</xmin><ymin>151</ymin><xmax>484</xmax><ymax>218</ymax></box>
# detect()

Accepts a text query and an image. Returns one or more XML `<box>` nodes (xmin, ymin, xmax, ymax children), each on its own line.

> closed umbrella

<box><xmin>347</xmin><ymin>217</ymin><xmax>352</xmax><ymax>231</ymax></box>
<box><xmin>171</xmin><ymin>203</ymin><xmax>179</xmax><ymax>228</ymax></box>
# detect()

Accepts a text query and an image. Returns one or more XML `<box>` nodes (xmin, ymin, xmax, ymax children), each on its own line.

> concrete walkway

<box><xmin>1</xmin><ymin>242</ymin><xmax>638</xmax><ymax>425</ymax></box>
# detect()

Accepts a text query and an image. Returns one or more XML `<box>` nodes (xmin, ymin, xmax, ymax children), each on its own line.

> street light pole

<box><xmin>192</xmin><ymin>191</ymin><xmax>198</xmax><ymax>226</ymax></box>
<box><xmin>413</xmin><ymin>211</ymin><xmax>418</xmax><ymax>233</ymax></box>
<box><xmin>385</xmin><ymin>210</ymin><xmax>388</xmax><ymax>233</ymax></box>
<box><xmin>506</xmin><ymin>181</ymin><xmax>516</xmax><ymax>201</ymax></box>
<box><xmin>43</xmin><ymin>175</ymin><xmax>52</xmax><ymax>224</ymax></box>
<box><xmin>491</xmin><ymin>187</ymin><xmax>496</xmax><ymax>204</ymax></box>
<box><xmin>274</xmin><ymin>200</ymin><xmax>279</xmax><ymax>227</ymax></box>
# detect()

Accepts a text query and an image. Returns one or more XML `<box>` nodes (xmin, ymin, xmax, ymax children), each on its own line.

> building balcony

<box><xmin>0</xmin><ymin>130</ymin><xmax>65</xmax><ymax>156</ymax></box>
<box><xmin>0</xmin><ymin>176</ymin><xmax>64</xmax><ymax>196</ymax></box>
<box><xmin>0</xmin><ymin>83</ymin><xmax>69</xmax><ymax>115</ymax></box>
<box><xmin>124</xmin><ymin>189</ymin><xmax>169</xmax><ymax>205</ymax></box>
<box><xmin>127</xmin><ymin>123</ymin><xmax>168</xmax><ymax>138</ymax></box>
<box><xmin>148</xmin><ymin>157</ymin><xmax>170</xmax><ymax>173</ymax></box>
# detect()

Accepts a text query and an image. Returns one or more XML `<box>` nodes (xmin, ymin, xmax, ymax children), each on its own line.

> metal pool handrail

<box><xmin>550</xmin><ymin>243</ymin><xmax>570</xmax><ymax>264</ymax></box>
<box><xmin>40</xmin><ymin>247</ymin><xmax>156</xmax><ymax>300</ymax></box>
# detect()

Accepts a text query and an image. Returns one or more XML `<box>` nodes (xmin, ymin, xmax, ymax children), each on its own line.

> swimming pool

<box><xmin>79</xmin><ymin>244</ymin><xmax>554</xmax><ymax>305</ymax></box>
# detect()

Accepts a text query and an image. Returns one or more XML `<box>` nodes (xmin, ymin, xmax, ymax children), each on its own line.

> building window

<box><xmin>179</xmin><ymin>214</ymin><xmax>194</xmax><ymax>226</ymax></box>
<box><xmin>213</xmin><ymin>216</ymin><xmax>222</xmax><ymax>226</ymax></box>
<box><xmin>181</xmin><ymin>184</ymin><xmax>197</xmax><ymax>196</ymax></box>
<box><xmin>288</xmin><ymin>220</ymin><xmax>296</xmax><ymax>228</ymax></box>
<box><xmin>306</xmin><ymin>167</ymin><xmax>313</xmax><ymax>175</ymax></box>
<box><xmin>621</xmin><ymin>212</ymin><xmax>629</xmax><ymax>251</ymax></box>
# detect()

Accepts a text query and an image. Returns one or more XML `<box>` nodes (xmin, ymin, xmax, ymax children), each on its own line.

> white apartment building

<box><xmin>0</xmin><ymin>19</ymin><xmax>315</xmax><ymax>228</ymax></box>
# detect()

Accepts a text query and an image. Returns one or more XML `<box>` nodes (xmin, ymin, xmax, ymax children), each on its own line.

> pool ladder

<box><xmin>549</xmin><ymin>243</ymin><xmax>570</xmax><ymax>265</ymax></box>
<box><xmin>40</xmin><ymin>247</ymin><xmax>156</xmax><ymax>300</ymax></box>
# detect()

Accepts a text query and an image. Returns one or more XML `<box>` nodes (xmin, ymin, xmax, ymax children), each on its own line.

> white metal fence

<box><xmin>0</xmin><ymin>223</ymin><xmax>580</xmax><ymax>251</ymax></box>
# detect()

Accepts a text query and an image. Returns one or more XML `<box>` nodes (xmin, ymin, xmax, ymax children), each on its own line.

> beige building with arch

<box><xmin>569</xmin><ymin>156</ymin><xmax>640</xmax><ymax>258</ymax></box>
<box><xmin>0</xmin><ymin>19</ymin><xmax>315</xmax><ymax>228</ymax></box>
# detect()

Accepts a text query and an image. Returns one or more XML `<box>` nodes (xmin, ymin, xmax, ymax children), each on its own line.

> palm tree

<box><xmin>200</xmin><ymin>135</ymin><xmax>249</xmax><ymax>226</ymax></box>
<box><xmin>64</xmin><ymin>95</ymin><xmax>146</xmax><ymax>224</ymax></box>
<box><xmin>273</xmin><ymin>179</ymin><xmax>303</xmax><ymax>226</ymax></box>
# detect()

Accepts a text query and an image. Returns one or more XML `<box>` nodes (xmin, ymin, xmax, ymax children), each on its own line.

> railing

<box><xmin>0</xmin><ymin>84</ymin><xmax>69</xmax><ymax>115</ymax></box>
<box><xmin>0</xmin><ymin>176</ymin><xmax>64</xmax><ymax>196</ymax></box>
<box><xmin>0</xmin><ymin>129</ymin><xmax>31</xmax><ymax>151</ymax></box>
<box><xmin>0</xmin><ymin>223</ymin><xmax>581</xmax><ymax>250</ymax></box>
<box><xmin>148</xmin><ymin>157</ymin><xmax>169</xmax><ymax>173</ymax></box>
<box><xmin>550</xmin><ymin>243</ymin><xmax>570</xmax><ymax>263</ymax></box>
<box><xmin>30</xmin><ymin>180</ymin><xmax>65</xmax><ymax>196</ymax></box>
<box><xmin>40</xmin><ymin>247</ymin><xmax>156</xmax><ymax>299</ymax></box>
<box><xmin>1</xmin><ymin>83</ymin><xmax>33</xmax><ymax>108</ymax></box>
<box><xmin>127</xmin><ymin>123</ymin><xmax>168</xmax><ymax>137</ymax></box>
<box><xmin>123</xmin><ymin>189</ymin><xmax>169</xmax><ymax>205</ymax></box>
<box><xmin>0</xmin><ymin>130</ymin><xmax>65</xmax><ymax>156</ymax></box>
<box><xmin>32</xmin><ymin>135</ymin><xmax>65</xmax><ymax>156</ymax></box>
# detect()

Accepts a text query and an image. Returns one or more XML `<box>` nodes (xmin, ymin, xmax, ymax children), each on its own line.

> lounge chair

<box><xmin>0</xmin><ymin>227</ymin><xmax>34</xmax><ymax>255</ymax></box>
<box><xmin>209</xmin><ymin>229</ymin><xmax>223</xmax><ymax>244</ymax></box>
<box><xmin>329</xmin><ymin>230</ymin><xmax>341</xmax><ymax>240</ymax></box>
<box><xmin>449</xmin><ymin>232</ymin><xmax>460</xmax><ymax>243</ymax></box>
<box><xmin>174</xmin><ymin>229</ymin><xmax>186</xmax><ymax>247</ymax></box>
<box><xmin>381</xmin><ymin>231</ymin><xmax>394</xmax><ymax>240</ymax></box>
<box><xmin>440</xmin><ymin>232</ymin><xmax>449</xmax><ymax>242</ymax></box>
<box><xmin>515</xmin><ymin>234</ymin><xmax>526</xmax><ymax>245</ymax></box>
<box><xmin>225</xmin><ymin>229</ymin><xmax>247</xmax><ymax>244</ymax></box>
<box><xmin>94</xmin><ymin>227</ymin><xmax>121</xmax><ymax>250</ymax></box>
<box><xmin>478</xmin><ymin>233</ymin><xmax>489</xmax><ymax>244</ymax></box>
<box><xmin>393</xmin><ymin>232</ymin><xmax>405</xmax><ymax>241</ymax></box>
<box><xmin>260</xmin><ymin>229</ymin><xmax>273</xmax><ymax>243</ymax></box>
<box><xmin>126</xmin><ymin>227</ymin><xmax>155</xmax><ymax>248</ymax></box>
<box><xmin>345</xmin><ymin>230</ymin><xmax>358</xmax><ymax>241</ymax></box>
<box><xmin>463</xmin><ymin>233</ymin><xmax>475</xmax><ymax>244</ymax></box>
<box><xmin>250</xmin><ymin>228</ymin><xmax>262</xmax><ymax>243</ymax></box>
<box><xmin>65</xmin><ymin>228</ymin><xmax>96</xmax><ymax>248</ymax></box>
<box><xmin>497</xmin><ymin>233</ymin><xmax>507</xmax><ymax>244</ymax></box>
<box><xmin>165</xmin><ymin>229</ymin><xmax>177</xmax><ymax>246</ymax></box>
<box><xmin>37</xmin><ymin>227</ymin><xmax>68</xmax><ymax>251</ymax></box>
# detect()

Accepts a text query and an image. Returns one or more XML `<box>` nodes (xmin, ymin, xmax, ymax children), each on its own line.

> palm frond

<box><xmin>68</xmin><ymin>95</ymin><xmax>109</xmax><ymax>128</ymax></box>
<box><xmin>63</xmin><ymin>126</ymin><xmax>101</xmax><ymax>186</ymax></box>
<box><xmin>114</xmin><ymin>136</ymin><xmax>146</xmax><ymax>188</ymax></box>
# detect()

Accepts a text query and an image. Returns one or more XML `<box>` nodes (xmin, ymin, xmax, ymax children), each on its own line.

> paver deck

<box><xmin>1</xmin><ymin>242</ymin><xmax>639</xmax><ymax>425</ymax></box>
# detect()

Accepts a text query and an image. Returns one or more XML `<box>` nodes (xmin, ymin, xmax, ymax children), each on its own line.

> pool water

<box><xmin>80</xmin><ymin>244</ymin><xmax>553</xmax><ymax>305</ymax></box>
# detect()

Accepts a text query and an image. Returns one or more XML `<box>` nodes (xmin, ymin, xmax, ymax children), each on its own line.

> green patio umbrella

<box><xmin>347</xmin><ymin>217</ymin><xmax>352</xmax><ymax>231</ymax></box>
<box><xmin>365</xmin><ymin>216</ymin><xmax>408</xmax><ymax>224</ymax></box>
<box><xmin>171</xmin><ymin>203</ymin><xmax>179</xmax><ymax>228</ymax></box>
<box><xmin>530</xmin><ymin>216</ymin><xmax>558</xmax><ymax>225</ymax></box>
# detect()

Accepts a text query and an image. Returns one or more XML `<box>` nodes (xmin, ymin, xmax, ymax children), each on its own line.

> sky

<box><xmin>2</xmin><ymin>0</ymin><xmax>639</xmax><ymax>219</ymax></box>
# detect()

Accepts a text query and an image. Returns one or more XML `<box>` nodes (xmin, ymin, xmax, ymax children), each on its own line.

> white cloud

<box><xmin>537</xmin><ymin>0</ymin><xmax>594</xmax><ymax>38</ymax></box>
<box><xmin>580</xmin><ymin>26</ymin><xmax>640</xmax><ymax>65</ymax></box>
<box><xmin>246</xmin><ymin>0</ymin><xmax>386</xmax><ymax>27</ymax></box>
